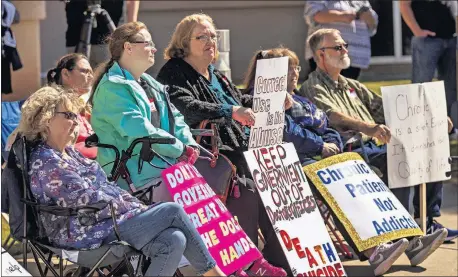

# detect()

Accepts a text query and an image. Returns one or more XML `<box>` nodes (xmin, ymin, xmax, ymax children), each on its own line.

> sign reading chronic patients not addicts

<box><xmin>304</xmin><ymin>153</ymin><xmax>423</xmax><ymax>251</ymax></box>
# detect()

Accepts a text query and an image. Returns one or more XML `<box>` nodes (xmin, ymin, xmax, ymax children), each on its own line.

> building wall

<box><xmin>39</xmin><ymin>0</ymin><xmax>412</xmax><ymax>85</ymax></box>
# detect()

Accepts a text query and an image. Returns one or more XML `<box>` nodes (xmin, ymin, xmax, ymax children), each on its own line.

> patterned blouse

<box><xmin>29</xmin><ymin>143</ymin><xmax>151</xmax><ymax>250</ymax></box>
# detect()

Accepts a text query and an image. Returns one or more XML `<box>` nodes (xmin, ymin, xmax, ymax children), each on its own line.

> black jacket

<box><xmin>157</xmin><ymin>58</ymin><xmax>252</xmax><ymax>150</ymax></box>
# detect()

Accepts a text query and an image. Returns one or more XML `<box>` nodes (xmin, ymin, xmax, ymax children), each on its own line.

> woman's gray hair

<box><xmin>307</xmin><ymin>28</ymin><xmax>341</xmax><ymax>61</ymax></box>
<box><xmin>18</xmin><ymin>85</ymin><xmax>83</xmax><ymax>142</ymax></box>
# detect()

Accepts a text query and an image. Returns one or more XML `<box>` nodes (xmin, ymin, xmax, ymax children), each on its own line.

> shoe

<box><xmin>246</xmin><ymin>258</ymin><xmax>287</xmax><ymax>276</ymax></box>
<box><xmin>405</xmin><ymin>228</ymin><xmax>447</xmax><ymax>266</ymax></box>
<box><xmin>427</xmin><ymin>220</ymin><xmax>458</xmax><ymax>242</ymax></box>
<box><xmin>231</xmin><ymin>268</ymin><xmax>249</xmax><ymax>277</ymax></box>
<box><xmin>369</xmin><ymin>239</ymin><xmax>409</xmax><ymax>276</ymax></box>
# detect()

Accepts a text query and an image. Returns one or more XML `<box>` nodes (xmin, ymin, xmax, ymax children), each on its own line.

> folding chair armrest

<box><xmin>23</xmin><ymin>199</ymin><xmax>109</xmax><ymax>217</ymax></box>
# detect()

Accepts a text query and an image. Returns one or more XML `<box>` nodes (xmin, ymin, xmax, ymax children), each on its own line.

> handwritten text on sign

<box><xmin>249</xmin><ymin>56</ymin><xmax>288</xmax><ymax>149</ymax></box>
<box><xmin>381</xmin><ymin>81</ymin><xmax>451</xmax><ymax>188</ymax></box>
<box><xmin>244</xmin><ymin>143</ymin><xmax>345</xmax><ymax>276</ymax></box>
<box><xmin>162</xmin><ymin>162</ymin><xmax>261</xmax><ymax>275</ymax></box>
<box><xmin>303</xmin><ymin>153</ymin><xmax>423</xmax><ymax>251</ymax></box>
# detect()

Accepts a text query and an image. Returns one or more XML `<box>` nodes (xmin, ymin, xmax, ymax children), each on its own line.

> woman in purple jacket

<box><xmin>18</xmin><ymin>85</ymin><xmax>225</xmax><ymax>277</ymax></box>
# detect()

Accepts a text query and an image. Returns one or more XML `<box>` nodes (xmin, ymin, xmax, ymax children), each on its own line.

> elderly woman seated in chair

<box><xmin>17</xmin><ymin>86</ymin><xmax>225</xmax><ymax>277</ymax></box>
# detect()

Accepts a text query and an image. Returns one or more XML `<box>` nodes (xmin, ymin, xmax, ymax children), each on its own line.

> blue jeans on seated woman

<box><xmin>103</xmin><ymin>202</ymin><xmax>216</xmax><ymax>276</ymax></box>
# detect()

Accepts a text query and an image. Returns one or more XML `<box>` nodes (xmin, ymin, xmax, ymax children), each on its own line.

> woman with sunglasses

<box><xmin>157</xmin><ymin>13</ymin><xmax>288</xmax><ymax>277</ymax></box>
<box><xmin>46</xmin><ymin>53</ymin><xmax>97</xmax><ymax>159</ymax></box>
<box><xmin>18</xmin><ymin>85</ymin><xmax>225</xmax><ymax>277</ymax></box>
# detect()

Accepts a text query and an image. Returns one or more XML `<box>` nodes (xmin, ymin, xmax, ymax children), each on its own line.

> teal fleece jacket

<box><xmin>91</xmin><ymin>62</ymin><xmax>197</xmax><ymax>189</ymax></box>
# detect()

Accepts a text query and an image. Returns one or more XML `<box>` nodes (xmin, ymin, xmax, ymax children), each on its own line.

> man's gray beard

<box><xmin>326</xmin><ymin>54</ymin><xmax>351</xmax><ymax>69</ymax></box>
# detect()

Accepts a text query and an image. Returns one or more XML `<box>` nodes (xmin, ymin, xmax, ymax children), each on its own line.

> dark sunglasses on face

<box><xmin>55</xmin><ymin>111</ymin><xmax>78</xmax><ymax>121</ymax></box>
<box><xmin>320</xmin><ymin>43</ymin><xmax>349</xmax><ymax>52</ymax></box>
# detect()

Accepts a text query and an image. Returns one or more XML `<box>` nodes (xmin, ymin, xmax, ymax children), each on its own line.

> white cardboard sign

<box><xmin>248</xmin><ymin>56</ymin><xmax>288</xmax><ymax>149</ymax></box>
<box><xmin>244</xmin><ymin>143</ymin><xmax>346</xmax><ymax>276</ymax></box>
<box><xmin>381</xmin><ymin>81</ymin><xmax>451</xmax><ymax>188</ymax></box>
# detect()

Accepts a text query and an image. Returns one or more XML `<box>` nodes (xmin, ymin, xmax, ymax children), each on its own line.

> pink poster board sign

<box><xmin>161</xmin><ymin>162</ymin><xmax>262</xmax><ymax>275</ymax></box>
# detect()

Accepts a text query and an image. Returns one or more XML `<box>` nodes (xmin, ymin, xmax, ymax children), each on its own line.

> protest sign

<box><xmin>304</xmin><ymin>152</ymin><xmax>423</xmax><ymax>251</ymax></box>
<box><xmin>249</xmin><ymin>56</ymin><xmax>288</xmax><ymax>149</ymax></box>
<box><xmin>161</xmin><ymin>162</ymin><xmax>261</xmax><ymax>275</ymax></box>
<box><xmin>244</xmin><ymin>143</ymin><xmax>346</xmax><ymax>277</ymax></box>
<box><xmin>381</xmin><ymin>81</ymin><xmax>451</xmax><ymax>188</ymax></box>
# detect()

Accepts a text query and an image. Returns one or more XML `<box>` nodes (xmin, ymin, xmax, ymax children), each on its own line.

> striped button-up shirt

<box><xmin>304</xmin><ymin>1</ymin><xmax>378</xmax><ymax>69</ymax></box>
<box><xmin>298</xmin><ymin>68</ymin><xmax>385</xmax><ymax>144</ymax></box>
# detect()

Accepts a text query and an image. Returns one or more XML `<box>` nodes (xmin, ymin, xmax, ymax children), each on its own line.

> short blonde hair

<box><xmin>164</xmin><ymin>13</ymin><xmax>219</xmax><ymax>61</ymax></box>
<box><xmin>18</xmin><ymin>85</ymin><xmax>83</xmax><ymax>142</ymax></box>
<box><xmin>307</xmin><ymin>28</ymin><xmax>341</xmax><ymax>60</ymax></box>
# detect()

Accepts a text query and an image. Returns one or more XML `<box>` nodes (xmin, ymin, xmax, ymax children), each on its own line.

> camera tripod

<box><xmin>74</xmin><ymin>0</ymin><xmax>116</xmax><ymax>59</ymax></box>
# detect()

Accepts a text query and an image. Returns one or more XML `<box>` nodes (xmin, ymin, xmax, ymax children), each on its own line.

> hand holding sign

<box><xmin>233</xmin><ymin>106</ymin><xmax>256</xmax><ymax>126</ymax></box>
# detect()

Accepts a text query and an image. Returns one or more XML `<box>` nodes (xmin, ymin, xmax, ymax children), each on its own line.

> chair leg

<box><xmin>43</xmin><ymin>253</ymin><xmax>53</xmax><ymax>277</ymax></box>
<box><xmin>30</xmin><ymin>244</ymin><xmax>46</xmax><ymax>277</ymax></box>
<box><xmin>28</xmin><ymin>243</ymin><xmax>61</xmax><ymax>277</ymax></box>
<box><xmin>318</xmin><ymin>202</ymin><xmax>354</xmax><ymax>259</ymax></box>
<box><xmin>22</xmin><ymin>238</ymin><xmax>28</xmax><ymax>269</ymax></box>
<box><xmin>86</xmin><ymin>248</ymin><xmax>113</xmax><ymax>277</ymax></box>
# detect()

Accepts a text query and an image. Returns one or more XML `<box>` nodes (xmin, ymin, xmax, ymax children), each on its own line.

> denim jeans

<box><xmin>411</xmin><ymin>36</ymin><xmax>457</xmax><ymax>116</ymax></box>
<box><xmin>103</xmin><ymin>202</ymin><xmax>216</xmax><ymax>276</ymax></box>
<box><xmin>352</xmin><ymin>142</ymin><xmax>443</xmax><ymax>218</ymax></box>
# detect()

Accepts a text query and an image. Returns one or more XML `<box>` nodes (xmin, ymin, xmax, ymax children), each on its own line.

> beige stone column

<box><xmin>7</xmin><ymin>1</ymin><xmax>46</xmax><ymax>101</ymax></box>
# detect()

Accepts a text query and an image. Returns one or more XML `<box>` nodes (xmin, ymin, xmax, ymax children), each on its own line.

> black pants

<box><xmin>308</xmin><ymin>58</ymin><xmax>361</xmax><ymax>80</ymax></box>
<box><xmin>221</xmin><ymin>149</ymin><xmax>291</xmax><ymax>274</ymax></box>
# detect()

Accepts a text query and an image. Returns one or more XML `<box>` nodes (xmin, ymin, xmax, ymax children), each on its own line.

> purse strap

<box><xmin>195</xmin><ymin>120</ymin><xmax>220</xmax><ymax>165</ymax></box>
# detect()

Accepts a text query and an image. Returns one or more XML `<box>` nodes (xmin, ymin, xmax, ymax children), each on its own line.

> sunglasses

<box><xmin>55</xmin><ymin>111</ymin><xmax>78</xmax><ymax>121</ymax></box>
<box><xmin>320</xmin><ymin>43</ymin><xmax>349</xmax><ymax>52</ymax></box>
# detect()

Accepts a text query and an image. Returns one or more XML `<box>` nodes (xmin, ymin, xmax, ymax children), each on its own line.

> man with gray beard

<box><xmin>298</xmin><ymin>28</ymin><xmax>451</xmax><ymax>276</ymax></box>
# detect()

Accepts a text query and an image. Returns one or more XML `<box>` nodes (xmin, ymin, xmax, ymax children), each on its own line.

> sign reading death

<box><xmin>244</xmin><ymin>143</ymin><xmax>346</xmax><ymax>276</ymax></box>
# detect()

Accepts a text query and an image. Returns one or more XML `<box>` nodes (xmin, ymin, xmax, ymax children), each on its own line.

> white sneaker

<box><xmin>369</xmin><ymin>239</ymin><xmax>409</xmax><ymax>276</ymax></box>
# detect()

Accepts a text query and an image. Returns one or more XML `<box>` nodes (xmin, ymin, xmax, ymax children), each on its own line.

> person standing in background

<box><xmin>400</xmin><ymin>0</ymin><xmax>457</xmax><ymax>135</ymax></box>
<box><xmin>64</xmin><ymin>0</ymin><xmax>139</xmax><ymax>67</ymax></box>
<box><xmin>303</xmin><ymin>0</ymin><xmax>378</xmax><ymax>80</ymax></box>
<box><xmin>1</xmin><ymin>0</ymin><xmax>23</xmax><ymax>162</ymax></box>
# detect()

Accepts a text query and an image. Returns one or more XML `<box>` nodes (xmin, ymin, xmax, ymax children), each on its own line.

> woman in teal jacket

<box><xmin>89</xmin><ymin>22</ymin><xmax>199</xmax><ymax>198</ymax></box>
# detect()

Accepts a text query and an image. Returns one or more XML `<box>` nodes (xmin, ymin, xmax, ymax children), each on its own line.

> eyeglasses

<box><xmin>191</xmin><ymin>34</ymin><xmax>220</xmax><ymax>43</ymax></box>
<box><xmin>55</xmin><ymin>111</ymin><xmax>78</xmax><ymax>121</ymax></box>
<box><xmin>289</xmin><ymin>65</ymin><xmax>301</xmax><ymax>73</ymax></box>
<box><xmin>131</xmin><ymin>40</ymin><xmax>156</xmax><ymax>48</ymax></box>
<box><xmin>320</xmin><ymin>43</ymin><xmax>349</xmax><ymax>52</ymax></box>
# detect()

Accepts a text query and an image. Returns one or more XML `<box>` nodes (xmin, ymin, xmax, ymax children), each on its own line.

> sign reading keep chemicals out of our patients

<box><xmin>303</xmin><ymin>153</ymin><xmax>423</xmax><ymax>251</ymax></box>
